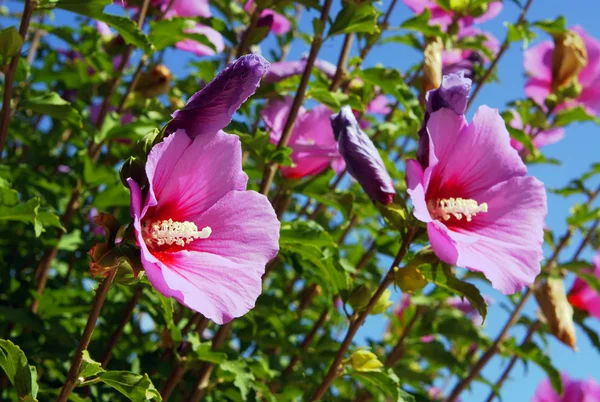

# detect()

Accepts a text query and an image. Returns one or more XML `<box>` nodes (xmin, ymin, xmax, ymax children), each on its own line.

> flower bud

<box><xmin>349</xmin><ymin>284</ymin><xmax>372</xmax><ymax>312</ymax></box>
<box><xmin>468</xmin><ymin>2</ymin><xmax>489</xmax><ymax>17</ymax></box>
<box><xmin>342</xmin><ymin>349</ymin><xmax>384</xmax><ymax>372</ymax></box>
<box><xmin>534</xmin><ymin>278</ymin><xmax>577</xmax><ymax>350</ymax></box>
<box><xmin>551</xmin><ymin>30</ymin><xmax>588</xmax><ymax>92</ymax></box>
<box><xmin>393</xmin><ymin>265</ymin><xmax>428</xmax><ymax>293</ymax></box>
<box><xmin>134</xmin><ymin>65</ymin><xmax>173</xmax><ymax>98</ymax></box>
<box><xmin>371</xmin><ymin>289</ymin><xmax>393</xmax><ymax>315</ymax></box>
<box><xmin>330</xmin><ymin>106</ymin><xmax>396</xmax><ymax>205</ymax></box>
<box><xmin>421</xmin><ymin>37</ymin><xmax>444</xmax><ymax>102</ymax></box>
<box><xmin>449</xmin><ymin>0</ymin><xmax>469</xmax><ymax>12</ymax></box>
<box><xmin>417</xmin><ymin>72</ymin><xmax>472</xmax><ymax>168</ymax></box>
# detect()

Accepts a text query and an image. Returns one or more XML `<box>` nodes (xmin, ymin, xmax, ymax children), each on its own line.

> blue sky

<box><xmin>3</xmin><ymin>0</ymin><xmax>599</xmax><ymax>400</ymax></box>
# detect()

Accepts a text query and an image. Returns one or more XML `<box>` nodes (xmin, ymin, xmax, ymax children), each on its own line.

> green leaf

<box><xmin>301</xmin><ymin>191</ymin><xmax>354</xmax><ymax>218</ymax></box>
<box><xmin>329</xmin><ymin>2</ymin><xmax>380</xmax><ymax>36</ymax></box>
<box><xmin>40</xmin><ymin>1</ymin><xmax>154</xmax><ymax>53</ymax></box>
<box><xmin>352</xmin><ymin>369</ymin><xmax>415</xmax><ymax>401</ymax></box>
<box><xmin>0</xmin><ymin>26</ymin><xmax>23</xmax><ymax>61</ymax></box>
<box><xmin>0</xmin><ymin>197</ymin><xmax>40</xmax><ymax>228</ymax></box>
<box><xmin>567</xmin><ymin>203</ymin><xmax>600</xmax><ymax>227</ymax></box>
<box><xmin>553</xmin><ymin>106</ymin><xmax>600</xmax><ymax>127</ymax></box>
<box><xmin>34</xmin><ymin>210</ymin><xmax>65</xmax><ymax>237</ymax></box>
<box><xmin>510</xmin><ymin>342</ymin><xmax>562</xmax><ymax>395</ymax></box>
<box><xmin>419</xmin><ymin>265</ymin><xmax>488</xmax><ymax>323</ymax></box>
<box><xmin>98</xmin><ymin>371</ymin><xmax>161</xmax><ymax>402</ymax></box>
<box><xmin>20</xmin><ymin>92</ymin><xmax>82</xmax><ymax>127</ymax></box>
<box><xmin>219</xmin><ymin>360</ymin><xmax>255</xmax><ymax>400</ymax></box>
<box><xmin>0</xmin><ymin>339</ymin><xmax>39</xmax><ymax>400</ymax></box>
<box><xmin>149</xmin><ymin>18</ymin><xmax>217</xmax><ymax>52</ymax></box>
<box><xmin>79</xmin><ymin>351</ymin><xmax>104</xmax><ymax>379</ymax></box>
<box><xmin>505</xmin><ymin>21</ymin><xmax>536</xmax><ymax>49</ymax></box>
<box><xmin>534</xmin><ymin>16</ymin><xmax>567</xmax><ymax>34</ymax></box>
<box><xmin>188</xmin><ymin>334</ymin><xmax>228</xmax><ymax>365</ymax></box>
<box><xmin>280</xmin><ymin>221</ymin><xmax>337</xmax><ymax>249</ymax></box>
<box><xmin>401</xmin><ymin>9</ymin><xmax>445</xmax><ymax>39</ymax></box>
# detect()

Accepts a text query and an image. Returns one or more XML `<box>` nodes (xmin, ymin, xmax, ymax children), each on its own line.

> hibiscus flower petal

<box><xmin>186</xmin><ymin>190</ymin><xmax>280</xmax><ymax>271</ymax></box>
<box><xmin>524</xmin><ymin>41</ymin><xmax>553</xmax><ymax>81</ymax></box>
<box><xmin>427</xmin><ymin>106</ymin><xmax>527</xmax><ymax>197</ymax></box>
<box><xmin>148</xmin><ymin>130</ymin><xmax>248</xmax><ymax>221</ymax></box>
<box><xmin>168</xmin><ymin>54</ymin><xmax>270</xmax><ymax>138</ymax></box>
<box><xmin>151</xmin><ymin>250</ymin><xmax>265</xmax><ymax>324</ymax></box>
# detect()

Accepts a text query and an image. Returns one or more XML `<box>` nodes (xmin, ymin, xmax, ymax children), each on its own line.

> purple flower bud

<box><xmin>417</xmin><ymin>72</ymin><xmax>472</xmax><ymax>168</ymax></box>
<box><xmin>331</xmin><ymin>106</ymin><xmax>396</xmax><ymax>205</ymax></box>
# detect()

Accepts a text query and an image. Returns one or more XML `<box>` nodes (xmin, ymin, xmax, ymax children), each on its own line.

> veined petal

<box><xmin>175</xmin><ymin>24</ymin><xmax>225</xmax><ymax>57</ymax></box>
<box><xmin>151</xmin><ymin>250</ymin><xmax>264</xmax><ymax>324</ymax></box>
<box><xmin>168</xmin><ymin>54</ymin><xmax>270</xmax><ymax>138</ymax></box>
<box><xmin>186</xmin><ymin>190</ymin><xmax>280</xmax><ymax>271</ymax></box>
<box><xmin>427</xmin><ymin>106</ymin><xmax>527</xmax><ymax>198</ymax></box>
<box><xmin>147</xmin><ymin>130</ymin><xmax>248</xmax><ymax>222</ymax></box>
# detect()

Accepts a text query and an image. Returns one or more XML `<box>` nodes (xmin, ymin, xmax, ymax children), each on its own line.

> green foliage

<box><xmin>0</xmin><ymin>26</ymin><xmax>23</xmax><ymax>62</ymax></box>
<box><xmin>0</xmin><ymin>339</ymin><xmax>39</xmax><ymax>401</ymax></box>
<box><xmin>329</xmin><ymin>2</ymin><xmax>380</xmax><ymax>37</ymax></box>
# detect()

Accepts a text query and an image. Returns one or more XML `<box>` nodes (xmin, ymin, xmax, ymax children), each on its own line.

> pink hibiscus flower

<box><xmin>533</xmin><ymin>373</ymin><xmax>600</xmax><ymax>402</ymax></box>
<box><xmin>127</xmin><ymin>55</ymin><xmax>280</xmax><ymax>324</ymax></box>
<box><xmin>508</xmin><ymin>109</ymin><xmax>565</xmax><ymax>152</ymax></box>
<box><xmin>403</xmin><ymin>0</ymin><xmax>502</xmax><ymax>31</ymax></box>
<box><xmin>244</xmin><ymin>0</ymin><xmax>291</xmax><ymax>36</ymax></box>
<box><xmin>524</xmin><ymin>26</ymin><xmax>600</xmax><ymax>115</ymax></box>
<box><xmin>406</xmin><ymin>106</ymin><xmax>547</xmax><ymax>294</ymax></box>
<box><xmin>262</xmin><ymin>97</ymin><xmax>345</xmax><ymax>179</ymax></box>
<box><xmin>568</xmin><ymin>251</ymin><xmax>600</xmax><ymax>319</ymax></box>
<box><xmin>118</xmin><ymin>0</ymin><xmax>211</xmax><ymax>17</ymax></box>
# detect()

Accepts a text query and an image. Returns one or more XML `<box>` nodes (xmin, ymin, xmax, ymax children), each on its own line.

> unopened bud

<box><xmin>393</xmin><ymin>265</ymin><xmax>428</xmax><ymax>293</ymax></box>
<box><xmin>134</xmin><ymin>65</ymin><xmax>173</xmax><ymax>98</ymax></box>
<box><xmin>449</xmin><ymin>0</ymin><xmax>469</xmax><ymax>12</ymax></box>
<box><xmin>421</xmin><ymin>37</ymin><xmax>444</xmax><ymax>102</ymax></box>
<box><xmin>551</xmin><ymin>30</ymin><xmax>588</xmax><ymax>92</ymax></box>
<box><xmin>371</xmin><ymin>289</ymin><xmax>393</xmax><ymax>315</ymax></box>
<box><xmin>535</xmin><ymin>278</ymin><xmax>577</xmax><ymax>350</ymax></box>
<box><xmin>349</xmin><ymin>284</ymin><xmax>372</xmax><ymax>312</ymax></box>
<box><xmin>342</xmin><ymin>349</ymin><xmax>384</xmax><ymax>372</ymax></box>
<box><xmin>469</xmin><ymin>2</ymin><xmax>489</xmax><ymax>17</ymax></box>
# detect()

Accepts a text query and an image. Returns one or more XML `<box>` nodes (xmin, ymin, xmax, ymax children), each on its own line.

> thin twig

<box><xmin>258</xmin><ymin>0</ymin><xmax>334</xmax><ymax>196</ymax></box>
<box><xmin>56</xmin><ymin>268</ymin><xmax>119</xmax><ymax>402</ymax></box>
<box><xmin>0</xmin><ymin>0</ymin><xmax>36</xmax><ymax>158</ymax></box>
<box><xmin>467</xmin><ymin>0</ymin><xmax>534</xmax><ymax>109</ymax></box>
<box><xmin>310</xmin><ymin>228</ymin><xmax>417</xmax><ymax>401</ymax></box>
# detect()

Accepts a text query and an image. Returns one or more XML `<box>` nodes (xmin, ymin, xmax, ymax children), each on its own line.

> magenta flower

<box><xmin>168</xmin><ymin>0</ymin><xmax>212</xmax><ymax>18</ymax></box>
<box><xmin>508</xmin><ymin>110</ymin><xmax>565</xmax><ymax>153</ymax></box>
<box><xmin>264</xmin><ymin>56</ymin><xmax>336</xmax><ymax>84</ymax></box>
<box><xmin>568</xmin><ymin>251</ymin><xmax>600</xmax><ymax>319</ymax></box>
<box><xmin>331</xmin><ymin>106</ymin><xmax>396</xmax><ymax>204</ymax></box>
<box><xmin>262</xmin><ymin>97</ymin><xmax>345</xmax><ymax>179</ymax></box>
<box><xmin>403</xmin><ymin>0</ymin><xmax>502</xmax><ymax>30</ymax></box>
<box><xmin>128</xmin><ymin>130</ymin><xmax>279</xmax><ymax>324</ymax></box>
<box><xmin>244</xmin><ymin>0</ymin><xmax>290</xmax><ymax>36</ymax></box>
<box><xmin>174</xmin><ymin>23</ymin><xmax>225</xmax><ymax>56</ymax></box>
<box><xmin>406</xmin><ymin>106</ymin><xmax>547</xmax><ymax>294</ymax></box>
<box><xmin>533</xmin><ymin>373</ymin><xmax>600</xmax><ymax>402</ymax></box>
<box><xmin>168</xmin><ymin>54</ymin><xmax>270</xmax><ymax>139</ymax></box>
<box><xmin>525</xmin><ymin>26</ymin><xmax>600</xmax><ymax>114</ymax></box>
<box><xmin>367</xmin><ymin>94</ymin><xmax>392</xmax><ymax>115</ymax></box>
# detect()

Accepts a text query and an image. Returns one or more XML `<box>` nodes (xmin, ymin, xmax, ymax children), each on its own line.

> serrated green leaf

<box><xmin>98</xmin><ymin>371</ymin><xmax>161</xmax><ymax>402</ymax></box>
<box><xmin>20</xmin><ymin>92</ymin><xmax>82</xmax><ymax>127</ymax></box>
<box><xmin>329</xmin><ymin>2</ymin><xmax>380</xmax><ymax>36</ymax></box>
<box><xmin>219</xmin><ymin>360</ymin><xmax>255</xmax><ymax>400</ymax></box>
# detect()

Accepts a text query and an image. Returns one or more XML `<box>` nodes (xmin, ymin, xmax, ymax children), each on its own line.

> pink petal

<box><xmin>186</xmin><ymin>190</ymin><xmax>280</xmax><ymax>272</ymax></box>
<box><xmin>406</xmin><ymin>159</ymin><xmax>432</xmax><ymax>223</ymax></box>
<box><xmin>427</xmin><ymin>106</ymin><xmax>527</xmax><ymax>197</ymax></box>
<box><xmin>146</xmin><ymin>130</ymin><xmax>248</xmax><ymax>222</ymax></box>
<box><xmin>525</xmin><ymin>77</ymin><xmax>552</xmax><ymax>107</ymax></box>
<box><xmin>524</xmin><ymin>41</ymin><xmax>553</xmax><ymax>82</ymax></box>
<box><xmin>262</xmin><ymin>97</ymin><xmax>305</xmax><ymax>143</ymax></box>
<box><xmin>473</xmin><ymin>1</ymin><xmax>502</xmax><ymax>24</ymax></box>
<box><xmin>173</xmin><ymin>0</ymin><xmax>212</xmax><ymax>18</ymax></box>
<box><xmin>175</xmin><ymin>24</ymin><xmax>225</xmax><ymax>56</ymax></box>
<box><xmin>447</xmin><ymin>176</ymin><xmax>546</xmax><ymax>294</ymax></box>
<box><xmin>262</xmin><ymin>9</ymin><xmax>291</xmax><ymax>35</ymax></box>
<box><xmin>367</xmin><ymin>95</ymin><xmax>391</xmax><ymax>115</ymax></box>
<box><xmin>151</xmin><ymin>250</ymin><xmax>264</xmax><ymax>324</ymax></box>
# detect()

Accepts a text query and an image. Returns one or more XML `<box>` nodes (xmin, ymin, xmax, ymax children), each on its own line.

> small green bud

<box><xmin>468</xmin><ymin>2</ymin><xmax>489</xmax><ymax>17</ymax></box>
<box><xmin>449</xmin><ymin>0</ymin><xmax>469</xmax><ymax>12</ymax></box>
<box><xmin>349</xmin><ymin>284</ymin><xmax>372</xmax><ymax>312</ymax></box>
<box><xmin>558</xmin><ymin>80</ymin><xmax>583</xmax><ymax>100</ymax></box>
<box><xmin>342</xmin><ymin>349</ymin><xmax>384</xmax><ymax>372</ymax></box>
<box><xmin>544</xmin><ymin>93</ymin><xmax>559</xmax><ymax>111</ymax></box>
<box><xmin>371</xmin><ymin>289</ymin><xmax>393</xmax><ymax>315</ymax></box>
<box><xmin>393</xmin><ymin>265</ymin><xmax>428</xmax><ymax>293</ymax></box>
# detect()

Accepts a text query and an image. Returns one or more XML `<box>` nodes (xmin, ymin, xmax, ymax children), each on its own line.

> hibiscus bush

<box><xmin>2</xmin><ymin>0</ymin><xmax>600</xmax><ymax>401</ymax></box>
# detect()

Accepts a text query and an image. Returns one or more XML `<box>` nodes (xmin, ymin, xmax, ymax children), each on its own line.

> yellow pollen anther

<box><xmin>149</xmin><ymin>219</ymin><xmax>211</xmax><ymax>246</ymax></box>
<box><xmin>429</xmin><ymin>197</ymin><xmax>488</xmax><ymax>222</ymax></box>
